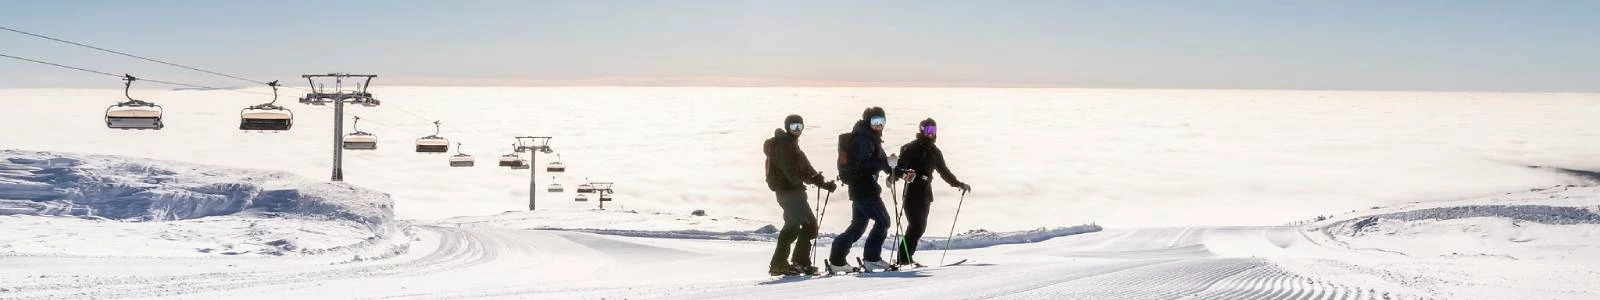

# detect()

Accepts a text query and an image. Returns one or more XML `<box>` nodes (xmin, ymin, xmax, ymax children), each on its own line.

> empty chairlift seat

<box><xmin>415</xmin><ymin>121</ymin><xmax>450</xmax><ymax>153</ymax></box>
<box><xmin>499</xmin><ymin>154</ymin><xmax>523</xmax><ymax>167</ymax></box>
<box><xmin>343</xmin><ymin>132</ymin><xmax>377</xmax><ymax>150</ymax></box>
<box><xmin>240</xmin><ymin>108</ymin><xmax>293</xmax><ymax>131</ymax></box>
<box><xmin>575</xmin><ymin>183</ymin><xmax>595</xmax><ymax>194</ymax></box>
<box><xmin>239</xmin><ymin>81</ymin><xmax>293</xmax><ymax>131</ymax></box>
<box><xmin>342</xmin><ymin>116</ymin><xmax>377</xmax><ymax>150</ymax></box>
<box><xmin>449</xmin><ymin>153</ymin><xmax>475</xmax><ymax>167</ymax></box>
<box><xmin>416</xmin><ymin>137</ymin><xmax>449</xmax><ymax>153</ymax></box>
<box><xmin>106</xmin><ymin>105</ymin><xmax>164</xmax><ymax>130</ymax></box>
<box><xmin>547</xmin><ymin>177</ymin><xmax>565</xmax><ymax>193</ymax></box>
<box><xmin>449</xmin><ymin>143</ymin><xmax>475</xmax><ymax>167</ymax></box>
<box><xmin>575</xmin><ymin>193</ymin><xmax>590</xmax><ymax>202</ymax></box>
<box><xmin>546</xmin><ymin>154</ymin><xmax>567</xmax><ymax>173</ymax></box>
<box><xmin>106</xmin><ymin>75</ymin><xmax>164</xmax><ymax>130</ymax></box>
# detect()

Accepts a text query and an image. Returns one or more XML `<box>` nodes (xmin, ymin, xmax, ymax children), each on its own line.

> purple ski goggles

<box><xmin>921</xmin><ymin>125</ymin><xmax>936</xmax><ymax>136</ymax></box>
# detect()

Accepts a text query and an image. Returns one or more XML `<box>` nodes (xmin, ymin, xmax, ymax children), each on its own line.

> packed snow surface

<box><xmin>2</xmin><ymin>151</ymin><xmax>1598</xmax><ymax>299</ymax></box>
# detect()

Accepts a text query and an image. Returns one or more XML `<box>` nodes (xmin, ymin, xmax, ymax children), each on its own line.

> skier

<box><xmin>827</xmin><ymin>107</ymin><xmax>897</xmax><ymax>273</ymax></box>
<box><xmin>892</xmin><ymin>118</ymin><xmax>971</xmax><ymax>267</ymax></box>
<box><xmin>764</xmin><ymin>114</ymin><xmax>837</xmax><ymax>276</ymax></box>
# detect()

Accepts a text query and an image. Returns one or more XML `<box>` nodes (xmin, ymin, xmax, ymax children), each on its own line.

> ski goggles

<box><xmin>869</xmin><ymin>116</ymin><xmax>886</xmax><ymax>127</ymax></box>
<box><xmin>921</xmin><ymin>125</ymin><xmax>936</xmax><ymax>136</ymax></box>
<box><xmin>787</xmin><ymin>122</ymin><xmax>805</xmax><ymax>132</ymax></box>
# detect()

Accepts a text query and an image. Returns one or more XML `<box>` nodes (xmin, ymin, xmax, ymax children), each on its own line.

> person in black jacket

<box><xmin>764</xmin><ymin>114</ymin><xmax>837</xmax><ymax>276</ymax></box>
<box><xmin>892</xmin><ymin>118</ymin><xmax>971</xmax><ymax>266</ymax></box>
<box><xmin>827</xmin><ymin>107</ymin><xmax>897</xmax><ymax>273</ymax></box>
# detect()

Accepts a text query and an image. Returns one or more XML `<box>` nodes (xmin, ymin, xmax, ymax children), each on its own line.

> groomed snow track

<box><xmin>0</xmin><ymin>226</ymin><xmax>1427</xmax><ymax>299</ymax></box>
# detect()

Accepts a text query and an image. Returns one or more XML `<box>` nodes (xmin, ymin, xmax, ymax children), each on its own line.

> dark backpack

<box><xmin>836</xmin><ymin>132</ymin><xmax>857</xmax><ymax>182</ymax></box>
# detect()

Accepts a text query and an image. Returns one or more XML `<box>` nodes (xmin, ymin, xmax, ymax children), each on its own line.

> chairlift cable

<box><xmin>0</xmin><ymin>25</ymin><xmax>304</xmax><ymax>90</ymax></box>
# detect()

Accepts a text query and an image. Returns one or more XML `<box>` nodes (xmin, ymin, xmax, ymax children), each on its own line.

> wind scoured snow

<box><xmin>1309</xmin><ymin>184</ymin><xmax>1600</xmax><ymax>261</ymax></box>
<box><xmin>0</xmin><ymin>150</ymin><xmax>402</xmax><ymax>258</ymax></box>
<box><xmin>1271</xmin><ymin>184</ymin><xmax>1600</xmax><ymax>300</ymax></box>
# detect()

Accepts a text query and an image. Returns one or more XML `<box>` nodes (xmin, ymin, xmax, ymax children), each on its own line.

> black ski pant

<box><xmin>897</xmin><ymin>198</ymin><xmax>931</xmax><ymax>263</ymax></box>
<box><xmin>829</xmin><ymin>195</ymin><xmax>890</xmax><ymax>264</ymax></box>
<box><xmin>771</xmin><ymin>189</ymin><xmax>817</xmax><ymax>268</ymax></box>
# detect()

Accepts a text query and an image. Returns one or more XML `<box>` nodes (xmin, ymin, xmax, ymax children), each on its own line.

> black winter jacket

<box><xmin>895</xmin><ymin>134</ymin><xmax>964</xmax><ymax>202</ymax></box>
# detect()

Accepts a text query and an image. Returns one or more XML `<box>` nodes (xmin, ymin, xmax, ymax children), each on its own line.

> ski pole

<box><xmin>940</xmin><ymin>190</ymin><xmax>967</xmax><ymax>266</ymax></box>
<box><xmin>810</xmin><ymin>181</ymin><xmax>834</xmax><ymax>267</ymax></box>
<box><xmin>889</xmin><ymin>178</ymin><xmax>910</xmax><ymax>266</ymax></box>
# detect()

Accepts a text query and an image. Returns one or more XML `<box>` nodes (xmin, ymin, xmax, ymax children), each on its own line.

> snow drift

<box><xmin>0</xmin><ymin>150</ymin><xmax>392</xmax><ymax>225</ymax></box>
<box><xmin>0</xmin><ymin>150</ymin><xmax>401</xmax><ymax>257</ymax></box>
<box><xmin>1308</xmin><ymin>184</ymin><xmax>1600</xmax><ymax>261</ymax></box>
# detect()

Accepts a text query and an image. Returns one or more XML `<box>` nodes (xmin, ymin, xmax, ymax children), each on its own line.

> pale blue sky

<box><xmin>2</xmin><ymin>1</ymin><xmax>1596</xmax><ymax>91</ymax></box>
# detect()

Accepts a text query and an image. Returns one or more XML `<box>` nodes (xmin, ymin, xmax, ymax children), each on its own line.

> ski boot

<box><xmin>896</xmin><ymin>259</ymin><xmax>926</xmax><ymax>269</ymax></box>
<box><xmin>791</xmin><ymin>264</ymin><xmax>821</xmax><ymax>276</ymax></box>
<box><xmin>769</xmin><ymin>264</ymin><xmax>801</xmax><ymax>276</ymax></box>
<box><xmin>824</xmin><ymin>259</ymin><xmax>859</xmax><ymax>274</ymax></box>
<box><xmin>860</xmin><ymin>258</ymin><xmax>896</xmax><ymax>272</ymax></box>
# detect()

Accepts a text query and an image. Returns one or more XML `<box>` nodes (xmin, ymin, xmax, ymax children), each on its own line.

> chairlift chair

<box><xmin>546</xmin><ymin>177</ymin><xmax>565</xmax><ymax>193</ymax></box>
<box><xmin>106</xmin><ymin>75</ymin><xmax>164</xmax><ymax>130</ymax></box>
<box><xmin>576</xmin><ymin>183</ymin><xmax>595</xmax><ymax>194</ymax></box>
<box><xmin>342</xmin><ymin>116</ymin><xmax>378</xmax><ymax>150</ymax></box>
<box><xmin>449</xmin><ymin>143</ymin><xmax>475</xmax><ymax>167</ymax></box>
<box><xmin>415</xmin><ymin>121</ymin><xmax>450</xmax><ymax>153</ymax></box>
<box><xmin>575</xmin><ymin>193</ymin><xmax>590</xmax><ymax>202</ymax></box>
<box><xmin>239</xmin><ymin>81</ymin><xmax>293</xmax><ymax>131</ymax></box>
<box><xmin>546</xmin><ymin>154</ymin><xmax>567</xmax><ymax>173</ymax></box>
<box><xmin>499</xmin><ymin>144</ymin><xmax>524</xmax><ymax>168</ymax></box>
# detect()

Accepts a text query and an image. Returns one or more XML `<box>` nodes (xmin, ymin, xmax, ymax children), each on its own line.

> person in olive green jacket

<box><xmin>763</xmin><ymin>114</ymin><xmax>837</xmax><ymax>276</ymax></box>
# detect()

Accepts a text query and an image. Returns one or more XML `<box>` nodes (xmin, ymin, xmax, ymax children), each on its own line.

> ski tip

<box><xmin>941</xmin><ymin>259</ymin><xmax>970</xmax><ymax>267</ymax></box>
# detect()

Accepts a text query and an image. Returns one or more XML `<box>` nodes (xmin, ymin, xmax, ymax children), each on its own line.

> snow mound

<box><xmin>0</xmin><ymin>150</ymin><xmax>392</xmax><ymax>226</ymax></box>
<box><xmin>1310</xmin><ymin>185</ymin><xmax>1600</xmax><ymax>261</ymax></box>
<box><xmin>432</xmin><ymin>209</ymin><xmax>773</xmax><ymax>232</ymax></box>
<box><xmin>0</xmin><ymin>150</ymin><xmax>402</xmax><ymax>257</ymax></box>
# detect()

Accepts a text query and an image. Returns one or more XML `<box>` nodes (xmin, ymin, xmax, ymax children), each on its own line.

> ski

<box><xmin>941</xmin><ymin>258</ymin><xmax>969</xmax><ymax>267</ymax></box>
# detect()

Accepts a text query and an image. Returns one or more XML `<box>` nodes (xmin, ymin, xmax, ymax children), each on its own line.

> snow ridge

<box><xmin>0</xmin><ymin>150</ymin><xmax>393</xmax><ymax>229</ymax></box>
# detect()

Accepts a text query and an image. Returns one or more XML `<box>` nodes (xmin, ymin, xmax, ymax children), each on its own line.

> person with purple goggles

<box><xmin>890</xmin><ymin>118</ymin><xmax>971</xmax><ymax>267</ymax></box>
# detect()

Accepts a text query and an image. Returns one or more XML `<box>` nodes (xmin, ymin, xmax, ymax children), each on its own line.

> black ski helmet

<box><xmin>784</xmin><ymin>114</ymin><xmax>804</xmax><ymax>133</ymax></box>
<box><xmin>919</xmin><ymin>118</ymin><xmax>937</xmax><ymax>138</ymax></box>
<box><xmin>862</xmin><ymin>107</ymin><xmax>886</xmax><ymax>121</ymax></box>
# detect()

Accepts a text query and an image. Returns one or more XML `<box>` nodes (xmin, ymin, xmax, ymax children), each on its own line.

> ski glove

<box><xmin>956</xmin><ymin>183</ymin><xmax>972</xmax><ymax>193</ymax></box>
<box><xmin>820</xmin><ymin>181</ymin><xmax>838</xmax><ymax>192</ymax></box>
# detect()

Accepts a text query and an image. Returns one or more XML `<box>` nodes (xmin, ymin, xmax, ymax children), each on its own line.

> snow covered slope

<box><xmin>0</xmin><ymin>150</ymin><xmax>402</xmax><ymax>258</ymax></box>
<box><xmin>4</xmin><ymin>158</ymin><xmax>1599</xmax><ymax>299</ymax></box>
